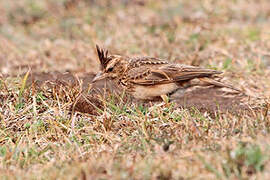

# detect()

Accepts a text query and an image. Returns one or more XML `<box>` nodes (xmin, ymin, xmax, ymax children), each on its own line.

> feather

<box><xmin>96</xmin><ymin>45</ymin><xmax>110</xmax><ymax>69</ymax></box>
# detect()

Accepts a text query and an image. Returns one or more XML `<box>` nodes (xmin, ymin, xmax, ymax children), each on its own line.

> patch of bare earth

<box><xmin>25</xmin><ymin>71</ymin><xmax>258</xmax><ymax>116</ymax></box>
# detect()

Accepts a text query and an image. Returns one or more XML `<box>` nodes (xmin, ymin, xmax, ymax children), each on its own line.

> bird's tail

<box><xmin>198</xmin><ymin>77</ymin><xmax>241</xmax><ymax>92</ymax></box>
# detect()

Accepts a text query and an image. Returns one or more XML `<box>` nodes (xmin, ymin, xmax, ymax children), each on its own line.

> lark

<box><xmin>92</xmin><ymin>45</ymin><xmax>240</xmax><ymax>100</ymax></box>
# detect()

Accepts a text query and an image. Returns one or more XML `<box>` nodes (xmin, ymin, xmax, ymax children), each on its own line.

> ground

<box><xmin>0</xmin><ymin>0</ymin><xmax>270</xmax><ymax>179</ymax></box>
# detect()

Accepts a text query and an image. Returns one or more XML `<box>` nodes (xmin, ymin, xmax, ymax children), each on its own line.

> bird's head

<box><xmin>92</xmin><ymin>45</ymin><xmax>128</xmax><ymax>82</ymax></box>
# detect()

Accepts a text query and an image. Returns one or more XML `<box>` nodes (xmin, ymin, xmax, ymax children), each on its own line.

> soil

<box><xmin>26</xmin><ymin>71</ymin><xmax>255</xmax><ymax>116</ymax></box>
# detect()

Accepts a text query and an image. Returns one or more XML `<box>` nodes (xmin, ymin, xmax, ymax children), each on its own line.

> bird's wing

<box><xmin>159</xmin><ymin>64</ymin><xmax>222</xmax><ymax>81</ymax></box>
<box><xmin>127</xmin><ymin>63</ymin><xmax>222</xmax><ymax>85</ymax></box>
<box><xmin>128</xmin><ymin>57</ymin><xmax>169</xmax><ymax>68</ymax></box>
<box><xmin>126</xmin><ymin>66</ymin><xmax>171</xmax><ymax>85</ymax></box>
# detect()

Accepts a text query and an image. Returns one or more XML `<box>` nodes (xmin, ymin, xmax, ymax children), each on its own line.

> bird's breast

<box><xmin>131</xmin><ymin>83</ymin><xmax>179</xmax><ymax>100</ymax></box>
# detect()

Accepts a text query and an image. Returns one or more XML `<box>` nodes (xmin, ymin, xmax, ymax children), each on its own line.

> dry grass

<box><xmin>0</xmin><ymin>0</ymin><xmax>270</xmax><ymax>179</ymax></box>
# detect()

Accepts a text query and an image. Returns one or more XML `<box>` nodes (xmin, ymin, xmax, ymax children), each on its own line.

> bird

<box><xmin>92</xmin><ymin>45</ymin><xmax>240</xmax><ymax>100</ymax></box>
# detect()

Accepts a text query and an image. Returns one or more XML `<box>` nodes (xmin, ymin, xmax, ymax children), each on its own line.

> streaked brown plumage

<box><xmin>93</xmin><ymin>45</ymin><xmax>239</xmax><ymax>100</ymax></box>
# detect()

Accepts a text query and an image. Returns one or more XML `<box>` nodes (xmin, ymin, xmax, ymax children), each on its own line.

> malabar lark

<box><xmin>93</xmin><ymin>45</ymin><xmax>239</xmax><ymax>100</ymax></box>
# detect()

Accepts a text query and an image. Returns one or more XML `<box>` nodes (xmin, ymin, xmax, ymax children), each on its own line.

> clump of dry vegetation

<box><xmin>0</xmin><ymin>0</ymin><xmax>270</xmax><ymax>179</ymax></box>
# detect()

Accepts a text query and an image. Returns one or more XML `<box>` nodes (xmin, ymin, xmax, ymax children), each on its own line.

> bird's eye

<box><xmin>107</xmin><ymin>67</ymin><xmax>113</xmax><ymax>72</ymax></box>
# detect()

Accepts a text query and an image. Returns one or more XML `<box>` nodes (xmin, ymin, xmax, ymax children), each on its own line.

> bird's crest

<box><xmin>96</xmin><ymin>45</ymin><xmax>110</xmax><ymax>70</ymax></box>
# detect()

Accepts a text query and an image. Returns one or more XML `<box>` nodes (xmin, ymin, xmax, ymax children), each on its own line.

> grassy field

<box><xmin>0</xmin><ymin>0</ymin><xmax>270</xmax><ymax>179</ymax></box>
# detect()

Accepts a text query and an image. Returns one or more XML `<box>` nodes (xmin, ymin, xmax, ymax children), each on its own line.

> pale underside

<box><xmin>131</xmin><ymin>83</ymin><xmax>179</xmax><ymax>100</ymax></box>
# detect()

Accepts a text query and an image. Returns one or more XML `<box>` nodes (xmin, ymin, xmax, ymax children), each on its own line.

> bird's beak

<box><xmin>92</xmin><ymin>72</ymin><xmax>107</xmax><ymax>83</ymax></box>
